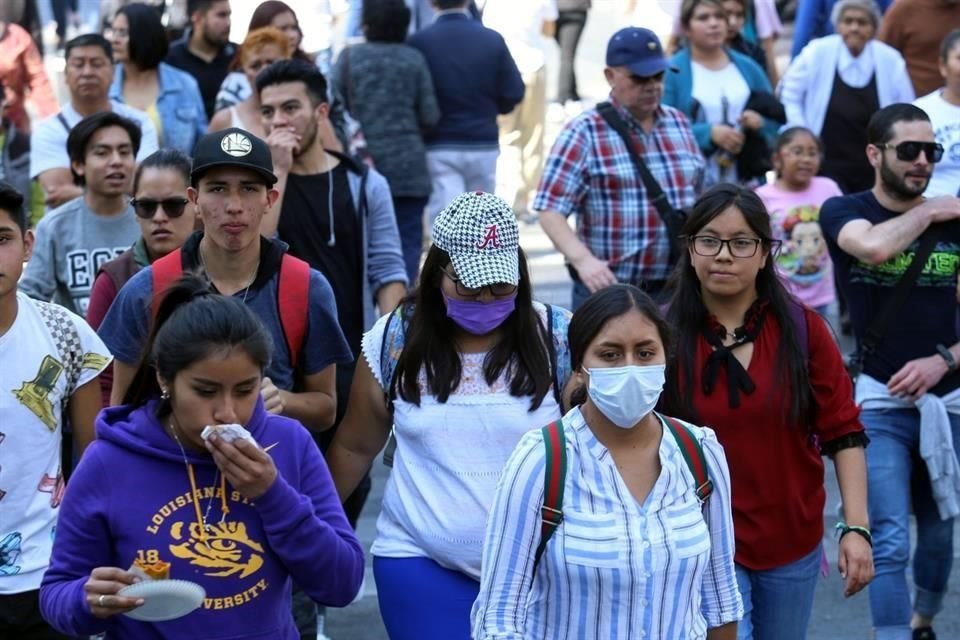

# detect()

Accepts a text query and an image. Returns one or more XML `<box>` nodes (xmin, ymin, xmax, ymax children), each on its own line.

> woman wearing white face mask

<box><xmin>472</xmin><ymin>284</ymin><xmax>743</xmax><ymax>640</ymax></box>
<box><xmin>660</xmin><ymin>184</ymin><xmax>871</xmax><ymax>640</ymax></box>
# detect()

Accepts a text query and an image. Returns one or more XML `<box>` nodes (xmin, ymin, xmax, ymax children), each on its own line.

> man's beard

<box><xmin>293</xmin><ymin>120</ymin><xmax>319</xmax><ymax>158</ymax></box>
<box><xmin>202</xmin><ymin>25</ymin><xmax>227</xmax><ymax>49</ymax></box>
<box><xmin>880</xmin><ymin>156</ymin><xmax>930</xmax><ymax>201</ymax></box>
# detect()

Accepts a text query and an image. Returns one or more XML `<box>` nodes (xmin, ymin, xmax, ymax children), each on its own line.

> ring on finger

<box><xmin>98</xmin><ymin>594</ymin><xmax>106</xmax><ymax>607</ymax></box>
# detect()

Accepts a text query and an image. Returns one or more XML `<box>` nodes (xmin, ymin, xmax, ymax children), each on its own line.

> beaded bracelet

<box><xmin>835</xmin><ymin>522</ymin><xmax>872</xmax><ymax>547</ymax></box>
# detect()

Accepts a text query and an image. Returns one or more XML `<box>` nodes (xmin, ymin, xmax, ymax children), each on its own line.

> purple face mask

<box><xmin>442</xmin><ymin>291</ymin><xmax>518</xmax><ymax>335</ymax></box>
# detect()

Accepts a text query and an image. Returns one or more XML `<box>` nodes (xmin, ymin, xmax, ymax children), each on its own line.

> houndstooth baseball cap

<box><xmin>432</xmin><ymin>192</ymin><xmax>520</xmax><ymax>289</ymax></box>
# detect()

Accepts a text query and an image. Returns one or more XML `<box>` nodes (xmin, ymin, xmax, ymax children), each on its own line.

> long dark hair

<box><xmin>567</xmin><ymin>285</ymin><xmax>673</xmax><ymax>408</ymax></box>
<box><xmin>391</xmin><ymin>245</ymin><xmax>552</xmax><ymax>410</ymax></box>
<box><xmin>118</xmin><ymin>3</ymin><xmax>168</xmax><ymax>70</ymax></box>
<box><xmin>659</xmin><ymin>184</ymin><xmax>815</xmax><ymax>428</ymax></box>
<box><xmin>123</xmin><ymin>275</ymin><xmax>273</xmax><ymax>412</ymax></box>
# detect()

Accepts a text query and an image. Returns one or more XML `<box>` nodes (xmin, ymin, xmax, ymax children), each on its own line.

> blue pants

<box><xmin>393</xmin><ymin>196</ymin><xmax>428</xmax><ymax>289</ymax></box>
<box><xmin>862</xmin><ymin>408</ymin><xmax>960</xmax><ymax>640</ymax></box>
<box><xmin>735</xmin><ymin>543</ymin><xmax>821</xmax><ymax>640</ymax></box>
<box><xmin>373</xmin><ymin>556</ymin><xmax>479</xmax><ymax>639</ymax></box>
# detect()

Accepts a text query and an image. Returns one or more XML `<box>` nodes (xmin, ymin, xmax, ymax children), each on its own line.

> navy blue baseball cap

<box><xmin>605</xmin><ymin>27</ymin><xmax>674</xmax><ymax>77</ymax></box>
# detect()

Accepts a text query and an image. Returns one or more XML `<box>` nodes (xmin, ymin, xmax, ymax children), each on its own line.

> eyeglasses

<box><xmin>877</xmin><ymin>141</ymin><xmax>944</xmax><ymax>164</ymax></box>
<box><xmin>442</xmin><ymin>269</ymin><xmax>518</xmax><ymax>298</ymax></box>
<box><xmin>690</xmin><ymin>235</ymin><xmax>766</xmax><ymax>258</ymax></box>
<box><xmin>130</xmin><ymin>197</ymin><xmax>189</xmax><ymax>219</ymax></box>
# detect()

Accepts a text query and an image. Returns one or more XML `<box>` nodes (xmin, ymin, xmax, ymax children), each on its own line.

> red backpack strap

<box><xmin>663</xmin><ymin>414</ymin><xmax>713</xmax><ymax>505</ymax></box>
<box><xmin>277</xmin><ymin>253</ymin><xmax>311</xmax><ymax>370</ymax></box>
<box><xmin>534</xmin><ymin>420</ymin><xmax>566</xmax><ymax>574</ymax></box>
<box><xmin>151</xmin><ymin>248</ymin><xmax>185</xmax><ymax>318</ymax></box>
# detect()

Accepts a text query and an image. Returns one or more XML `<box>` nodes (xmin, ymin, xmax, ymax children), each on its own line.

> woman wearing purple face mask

<box><xmin>327</xmin><ymin>192</ymin><xmax>575</xmax><ymax>640</ymax></box>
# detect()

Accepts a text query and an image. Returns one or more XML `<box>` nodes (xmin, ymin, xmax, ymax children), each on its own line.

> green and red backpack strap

<box><xmin>662</xmin><ymin>414</ymin><xmax>713</xmax><ymax>505</ymax></box>
<box><xmin>534</xmin><ymin>420</ymin><xmax>567</xmax><ymax>573</ymax></box>
<box><xmin>276</xmin><ymin>253</ymin><xmax>310</xmax><ymax>369</ymax></box>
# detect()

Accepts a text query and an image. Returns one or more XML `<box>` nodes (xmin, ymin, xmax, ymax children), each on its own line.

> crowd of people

<box><xmin>3</xmin><ymin>0</ymin><xmax>960</xmax><ymax>639</ymax></box>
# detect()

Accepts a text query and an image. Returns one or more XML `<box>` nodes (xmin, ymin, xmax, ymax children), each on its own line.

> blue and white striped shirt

<box><xmin>471</xmin><ymin>408</ymin><xmax>742</xmax><ymax>639</ymax></box>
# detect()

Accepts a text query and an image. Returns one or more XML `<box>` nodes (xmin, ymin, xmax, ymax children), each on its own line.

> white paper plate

<box><xmin>118</xmin><ymin>579</ymin><xmax>206</xmax><ymax>621</ymax></box>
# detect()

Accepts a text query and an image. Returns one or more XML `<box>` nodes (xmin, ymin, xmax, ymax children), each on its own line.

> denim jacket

<box><xmin>110</xmin><ymin>63</ymin><xmax>208</xmax><ymax>155</ymax></box>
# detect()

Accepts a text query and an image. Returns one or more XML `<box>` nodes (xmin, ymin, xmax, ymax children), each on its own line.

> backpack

<box><xmin>34</xmin><ymin>300</ymin><xmax>84</xmax><ymax>418</ymax></box>
<box><xmin>377</xmin><ymin>302</ymin><xmax>571</xmax><ymax>467</ymax></box>
<box><xmin>533</xmin><ymin>413</ymin><xmax>713</xmax><ymax>573</ymax></box>
<box><xmin>151</xmin><ymin>248</ymin><xmax>311</xmax><ymax>369</ymax></box>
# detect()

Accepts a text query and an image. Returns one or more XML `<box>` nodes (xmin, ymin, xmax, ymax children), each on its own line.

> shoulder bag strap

<box><xmin>534</xmin><ymin>420</ymin><xmax>566</xmax><ymax>574</ymax></box>
<box><xmin>596</xmin><ymin>101</ymin><xmax>674</xmax><ymax>223</ymax></box>
<box><xmin>859</xmin><ymin>230</ymin><xmax>939</xmax><ymax>361</ymax></box>
<box><xmin>663</xmin><ymin>414</ymin><xmax>713</xmax><ymax>505</ymax></box>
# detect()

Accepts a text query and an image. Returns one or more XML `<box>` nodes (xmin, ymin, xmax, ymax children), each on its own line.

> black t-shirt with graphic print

<box><xmin>821</xmin><ymin>191</ymin><xmax>960</xmax><ymax>395</ymax></box>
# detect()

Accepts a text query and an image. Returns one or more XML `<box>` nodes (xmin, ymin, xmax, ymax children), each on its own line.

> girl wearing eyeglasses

<box><xmin>326</xmin><ymin>192</ymin><xmax>573</xmax><ymax>640</ymax></box>
<box><xmin>659</xmin><ymin>184</ymin><xmax>873</xmax><ymax>640</ymax></box>
<box><xmin>755</xmin><ymin>127</ymin><xmax>842</xmax><ymax>318</ymax></box>
<box><xmin>86</xmin><ymin>149</ymin><xmax>198</xmax><ymax>405</ymax></box>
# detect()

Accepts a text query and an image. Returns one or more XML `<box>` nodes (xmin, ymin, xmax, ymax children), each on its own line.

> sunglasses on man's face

<box><xmin>130</xmin><ymin>197</ymin><xmax>190</xmax><ymax>219</ymax></box>
<box><xmin>878</xmin><ymin>141</ymin><xmax>944</xmax><ymax>164</ymax></box>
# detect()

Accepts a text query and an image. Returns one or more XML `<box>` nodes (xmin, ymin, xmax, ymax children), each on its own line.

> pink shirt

<box><xmin>755</xmin><ymin>177</ymin><xmax>842</xmax><ymax>309</ymax></box>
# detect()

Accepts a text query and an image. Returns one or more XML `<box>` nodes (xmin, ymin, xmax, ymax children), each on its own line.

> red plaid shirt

<box><xmin>534</xmin><ymin>97</ymin><xmax>704</xmax><ymax>283</ymax></box>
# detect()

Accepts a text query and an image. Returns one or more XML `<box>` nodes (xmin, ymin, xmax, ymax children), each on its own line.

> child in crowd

<box><xmin>755</xmin><ymin>127</ymin><xmax>842</xmax><ymax>317</ymax></box>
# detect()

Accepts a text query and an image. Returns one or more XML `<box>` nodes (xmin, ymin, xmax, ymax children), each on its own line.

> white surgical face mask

<box><xmin>584</xmin><ymin>364</ymin><xmax>666</xmax><ymax>429</ymax></box>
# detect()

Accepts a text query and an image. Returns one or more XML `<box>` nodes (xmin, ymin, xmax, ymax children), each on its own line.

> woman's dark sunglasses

<box><xmin>130</xmin><ymin>197</ymin><xmax>189</xmax><ymax>219</ymax></box>
<box><xmin>878</xmin><ymin>141</ymin><xmax>944</xmax><ymax>164</ymax></box>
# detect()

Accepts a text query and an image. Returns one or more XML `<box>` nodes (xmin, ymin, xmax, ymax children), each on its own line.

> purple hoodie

<box><xmin>39</xmin><ymin>398</ymin><xmax>364</xmax><ymax>639</ymax></box>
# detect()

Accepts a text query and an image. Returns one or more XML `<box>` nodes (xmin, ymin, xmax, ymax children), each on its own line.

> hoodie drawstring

<box><xmin>186</xmin><ymin>463</ymin><xmax>206</xmax><ymax>543</ymax></box>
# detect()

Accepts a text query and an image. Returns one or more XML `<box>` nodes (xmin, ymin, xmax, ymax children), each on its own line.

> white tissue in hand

<box><xmin>200</xmin><ymin>423</ymin><xmax>258</xmax><ymax>446</ymax></box>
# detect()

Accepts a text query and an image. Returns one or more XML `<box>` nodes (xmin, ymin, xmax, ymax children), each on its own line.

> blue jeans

<box><xmin>862</xmin><ymin>408</ymin><xmax>960</xmax><ymax>640</ymax></box>
<box><xmin>373</xmin><ymin>556</ymin><xmax>479</xmax><ymax>640</ymax></box>
<box><xmin>393</xmin><ymin>196</ymin><xmax>428</xmax><ymax>288</ymax></box>
<box><xmin>735</xmin><ymin>543</ymin><xmax>821</xmax><ymax>640</ymax></box>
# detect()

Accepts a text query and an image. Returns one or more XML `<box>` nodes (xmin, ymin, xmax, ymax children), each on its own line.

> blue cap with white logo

<box><xmin>605</xmin><ymin>27</ymin><xmax>674</xmax><ymax>78</ymax></box>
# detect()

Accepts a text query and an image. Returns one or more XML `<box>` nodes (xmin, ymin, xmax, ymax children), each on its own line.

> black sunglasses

<box><xmin>130</xmin><ymin>197</ymin><xmax>189</xmax><ymax>219</ymax></box>
<box><xmin>629</xmin><ymin>71</ymin><xmax>665</xmax><ymax>84</ymax></box>
<box><xmin>878</xmin><ymin>141</ymin><xmax>944</xmax><ymax>164</ymax></box>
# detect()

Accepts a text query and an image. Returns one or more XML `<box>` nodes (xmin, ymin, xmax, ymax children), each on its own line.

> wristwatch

<box><xmin>936</xmin><ymin>344</ymin><xmax>958</xmax><ymax>372</ymax></box>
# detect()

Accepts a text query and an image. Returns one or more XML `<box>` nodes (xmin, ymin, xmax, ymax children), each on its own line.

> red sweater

<box><xmin>688</xmin><ymin>307</ymin><xmax>862</xmax><ymax>570</ymax></box>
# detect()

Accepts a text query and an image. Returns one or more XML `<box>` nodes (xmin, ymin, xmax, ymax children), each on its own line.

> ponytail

<box><xmin>122</xmin><ymin>274</ymin><xmax>272</xmax><ymax>411</ymax></box>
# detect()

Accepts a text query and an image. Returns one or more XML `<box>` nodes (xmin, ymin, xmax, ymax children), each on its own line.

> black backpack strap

<box><xmin>533</xmin><ymin>420</ymin><xmax>566</xmax><ymax>574</ymax></box>
<box><xmin>853</xmin><ymin>230</ymin><xmax>939</xmax><ymax>375</ymax></box>
<box><xmin>596</xmin><ymin>101</ymin><xmax>674</xmax><ymax>222</ymax></box>
<box><xmin>56</xmin><ymin>112</ymin><xmax>71</xmax><ymax>134</ymax></box>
